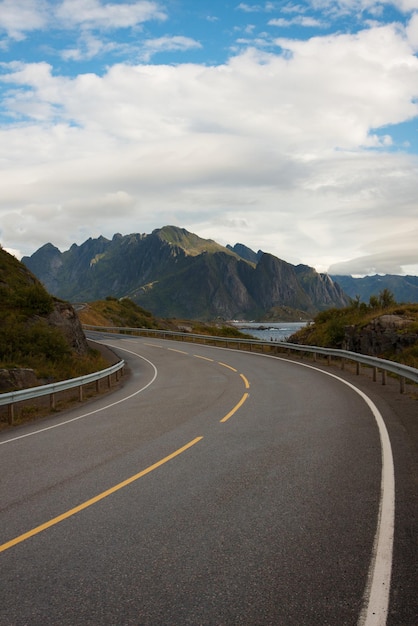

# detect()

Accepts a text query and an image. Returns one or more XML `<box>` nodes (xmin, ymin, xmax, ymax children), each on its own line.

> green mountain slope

<box><xmin>0</xmin><ymin>247</ymin><xmax>106</xmax><ymax>388</ymax></box>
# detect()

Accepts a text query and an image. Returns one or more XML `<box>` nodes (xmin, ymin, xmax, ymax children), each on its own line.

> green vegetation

<box><xmin>0</xmin><ymin>247</ymin><xmax>108</xmax><ymax>383</ymax></box>
<box><xmin>78</xmin><ymin>297</ymin><xmax>253</xmax><ymax>338</ymax></box>
<box><xmin>155</xmin><ymin>225</ymin><xmax>235</xmax><ymax>258</ymax></box>
<box><xmin>290</xmin><ymin>290</ymin><xmax>418</xmax><ymax>368</ymax></box>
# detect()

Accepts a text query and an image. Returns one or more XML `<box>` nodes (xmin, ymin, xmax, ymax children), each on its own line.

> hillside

<box><xmin>77</xmin><ymin>297</ymin><xmax>252</xmax><ymax>339</ymax></box>
<box><xmin>288</xmin><ymin>292</ymin><xmax>418</xmax><ymax>368</ymax></box>
<box><xmin>22</xmin><ymin>225</ymin><xmax>350</xmax><ymax>321</ymax></box>
<box><xmin>0</xmin><ymin>247</ymin><xmax>107</xmax><ymax>390</ymax></box>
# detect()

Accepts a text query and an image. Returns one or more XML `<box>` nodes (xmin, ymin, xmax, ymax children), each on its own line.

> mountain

<box><xmin>22</xmin><ymin>226</ymin><xmax>350</xmax><ymax>321</ymax></box>
<box><xmin>331</xmin><ymin>274</ymin><xmax>418</xmax><ymax>304</ymax></box>
<box><xmin>226</xmin><ymin>243</ymin><xmax>263</xmax><ymax>264</ymax></box>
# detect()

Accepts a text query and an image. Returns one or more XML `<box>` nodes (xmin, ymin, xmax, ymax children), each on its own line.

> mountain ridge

<box><xmin>22</xmin><ymin>225</ymin><xmax>350</xmax><ymax>321</ymax></box>
<box><xmin>330</xmin><ymin>274</ymin><xmax>418</xmax><ymax>304</ymax></box>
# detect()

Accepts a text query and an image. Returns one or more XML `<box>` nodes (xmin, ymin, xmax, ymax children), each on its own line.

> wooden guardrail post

<box><xmin>8</xmin><ymin>403</ymin><xmax>14</xmax><ymax>425</ymax></box>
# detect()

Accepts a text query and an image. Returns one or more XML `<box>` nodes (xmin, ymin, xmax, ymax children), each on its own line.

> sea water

<box><xmin>231</xmin><ymin>321</ymin><xmax>308</xmax><ymax>342</ymax></box>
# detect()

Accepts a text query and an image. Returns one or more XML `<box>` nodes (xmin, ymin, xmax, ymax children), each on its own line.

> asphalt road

<box><xmin>0</xmin><ymin>334</ymin><xmax>416</xmax><ymax>625</ymax></box>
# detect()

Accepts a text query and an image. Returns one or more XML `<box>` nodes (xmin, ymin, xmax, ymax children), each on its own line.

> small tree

<box><xmin>378</xmin><ymin>288</ymin><xmax>396</xmax><ymax>309</ymax></box>
<box><xmin>368</xmin><ymin>289</ymin><xmax>396</xmax><ymax>311</ymax></box>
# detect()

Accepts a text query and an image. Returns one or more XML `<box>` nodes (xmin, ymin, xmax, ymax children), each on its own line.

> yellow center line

<box><xmin>193</xmin><ymin>355</ymin><xmax>214</xmax><ymax>362</ymax></box>
<box><xmin>218</xmin><ymin>362</ymin><xmax>237</xmax><ymax>372</ymax></box>
<box><xmin>220</xmin><ymin>393</ymin><xmax>249</xmax><ymax>423</ymax></box>
<box><xmin>240</xmin><ymin>374</ymin><xmax>250</xmax><ymax>389</ymax></box>
<box><xmin>0</xmin><ymin>436</ymin><xmax>203</xmax><ymax>554</ymax></box>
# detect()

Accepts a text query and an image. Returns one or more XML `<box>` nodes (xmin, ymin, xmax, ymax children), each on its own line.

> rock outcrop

<box><xmin>343</xmin><ymin>314</ymin><xmax>417</xmax><ymax>356</ymax></box>
<box><xmin>0</xmin><ymin>368</ymin><xmax>39</xmax><ymax>392</ymax></box>
<box><xmin>46</xmin><ymin>301</ymin><xmax>89</xmax><ymax>355</ymax></box>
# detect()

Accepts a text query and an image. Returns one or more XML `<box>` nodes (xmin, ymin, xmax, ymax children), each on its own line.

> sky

<box><xmin>0</xmin><ymin>0</ymin><xmax>417</xmax><ymax>276</ymax></box>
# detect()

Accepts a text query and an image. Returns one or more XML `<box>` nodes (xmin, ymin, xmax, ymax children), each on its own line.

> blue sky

<box><xmin>0</xmin><ymin>0</ymin><xmax>417</xmax><ymax>275</ymax></box>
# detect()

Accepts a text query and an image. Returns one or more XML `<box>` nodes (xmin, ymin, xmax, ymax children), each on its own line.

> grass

<box><xmin>0</xmin><ymin>246</ymin><xmax>110</xmax><ymax>386</ymax></box>
<box><xmin>289</xmin><ymin>295</ymin><xmax>418</xmax><ymax>368</ymax></box>
<box><xmin>78</xmin><ymin>297</ymin><xmax>254</xmax><ymax>339</ymax></box>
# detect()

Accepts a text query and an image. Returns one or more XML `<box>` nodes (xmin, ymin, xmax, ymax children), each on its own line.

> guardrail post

<box><xmin>327</xmin><ymin>355</ymin><xmax>331</xmax><ymax>365</ymax></box>
<box><xmin>79</xmin><ymin>385</ymin><xmax>83</xmax><ymax>401</ymax></box>
<box><xmin>50</xmin><ymin>393</ymin><xmax>56</xmax><ymax>410</ymax></box>
<box><xmin>399</xmin><ymin>376</ymin><xmax>405</xmax><ymax>394</ymax></box>
<box><xmin>373</xmin><ymin>367</ymin><xmax>377</xmax><ymax>382</ymax></box>
<box><xmin>356</xmin><ymin>362</ymin><xmax>360</xmax><ymax>375</ymax></box>
<box><xmin>107</xmin><ymin>374</ymin><xmax>111</xmax><ymax>388</ymax></box>
<box><xmin>8</xmin><ymin>403</ymin><xmax>14</xmax><ymax>425</ymax></box>
<box><xmin>381</xmin><ymin>369</ymin><xmax>386</xmax><ymax>385</ymax></box>
<box><xmin>340</xmin><ymin>358</ymin><xmax>345</xmax><ymax>370</ymax></box>
<box><xmin>96</xmin><ymin>379</ymin><xmax>100</xmax><ymax>392</ymax></box>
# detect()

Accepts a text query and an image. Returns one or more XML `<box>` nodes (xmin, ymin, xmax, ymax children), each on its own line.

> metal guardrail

<box><xmin>83</xmin><ymin>325</ymin><xmax>418</xmax><ymax>391</ymax></box>
<box><xmin>0</xmin><ymin>359</ymin><xmax>125</xmax><ymax>424</ymax></box>
<box><xmin>2</xmin><ymin>324</ymin><xmax>415</xmax><ymax>427</ymax></box>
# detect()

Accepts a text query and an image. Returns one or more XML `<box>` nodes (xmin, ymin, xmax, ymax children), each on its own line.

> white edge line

<box><xmin>285</xmin><ymin>360</ymin><xmax>395</xmax><ymax>626</ymax></box>
<box><xmin>183</xmin><ymin>344</ymin><xmax>395</xmax><ymax>625</ymax></box>
<box><xmin>1</xmin><ymin>338</ymin><xmax>395</xmax><ymax>625</ymax></box>
<box><xmin>0</xmin><ymin>345</ymin><xmax>158</xmax><ymax>446</ymax></box>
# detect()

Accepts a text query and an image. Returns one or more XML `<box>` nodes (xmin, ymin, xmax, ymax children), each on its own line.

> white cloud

<box><xmin>0</xmin><ymin>0</ymin><xmax>48</xmax><ymax>40</ymax></box>
<box><xmin>237</xmin><ymin>3</ymin><xmax>266</xmax><ymax>12</ymax></box>
<box><xmin>140</xmin><ymin>36</ymin><xmax>202</xmax><ymax>61</ymax></box>
<box><xmin>406</xmin><ymin>11</ymin><xmax>418</xmax><ymax>49</ymax></box>
<box><xmin>328</xmin><ymin>227</ymin><xmax>418</xmax><ymax>274</ymax></box>
<box><xmin>268</xmin><ymin>16</ymin><xmax>325</xmax><ymax>26</ymax></box>
<box><xmin>1</xmin><ymin>20</ymin><xmax>418</xmax><ymax>274</ymax></box>
<box><xmin>0</xmin><ymin>0</ymin><xmax>166</xmax><ymax>45</ymax></box>
<box><xmin>60</xmin><ymin>32</ymin><xmax>124</xmax><ymax>61</ymax></box>
<box><xmin>55</xmin><ymin>0</ymin><xmax>167</xmax><ymax>30</ymax></box>
<box><xmin>308</xmin><ymin>0</ymin><xmax>418</xmax><ymax>14</ymax></box>
<box><xmin>386</xmin><ymin>0</ymin><xmax>418</xmax><ymax>10</ymax></box>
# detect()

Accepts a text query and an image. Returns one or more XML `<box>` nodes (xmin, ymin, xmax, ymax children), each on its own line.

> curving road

<box><xmin>0</xmin><ymin>334</ymin><xmax>416</xmax><ymax>625</ymax></box>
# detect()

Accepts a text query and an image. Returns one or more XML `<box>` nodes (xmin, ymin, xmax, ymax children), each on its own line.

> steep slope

<box><xmin>23</xmin><ymin>225</ymin><xmax>351</xmax><ymax>320</ymax></box>
<box><xmin>0</xmin><ymin>247</ymin><xmax>104</xmax><ymax>390</ymax></box>
<box><xmin>226</xmin><ymin>243</ymin><xmax>263</xmax><ymax>264</ymax></box>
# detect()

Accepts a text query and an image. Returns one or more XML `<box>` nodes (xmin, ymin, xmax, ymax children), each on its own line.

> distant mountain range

<box><xmin>22</xmin><ymin>226</ymin><xmax>350</xmax><ymax>321</ymax></box>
